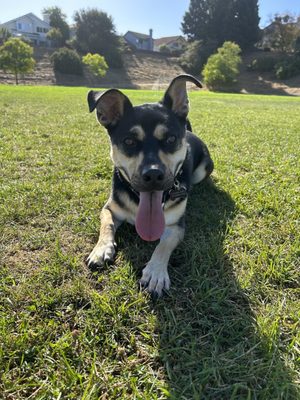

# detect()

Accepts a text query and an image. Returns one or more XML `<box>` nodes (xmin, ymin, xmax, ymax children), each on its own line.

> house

<box><xmin>0</xmin><ymin>12</ymin><xmax>51</xmax><ymax>46</ymax></box>
<box><xmin>124</xmin><ymin>30</ymin><xmax>154</xmax><ymax>51</ymax></box>
<box><xmin>153</xmin><ymin>36</ymin><xmax>186</xmax><ymax>53</ymax></box>
<box><xmin>261</xmin><ymin>16</ymin><xmax>300</xmax><ymax>49</ymax></box>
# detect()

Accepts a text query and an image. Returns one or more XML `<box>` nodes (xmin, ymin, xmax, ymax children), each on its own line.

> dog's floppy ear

<box><xmin>162</xmin><ymin>74</ymin><xmax>202</xmax><ymax>118</ymax></box>
<box><xmin>87</xmin><ymin>89</ymin><xmax>133</xmax><ymax>127</ymax></box>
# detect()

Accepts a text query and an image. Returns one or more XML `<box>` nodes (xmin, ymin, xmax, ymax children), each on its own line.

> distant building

<box><xmin>124</xmin><ymin>29</ymin><xmax>154</xmax><ymax>51</ymax></box>
<box><xmin>0</xmin><ymin>12</ymin><xmax>51</xmax><ymax>46</ymax></box>
<box><xmin>261</xmin><ymin>16</ymin><xmax>300</xmax><ymax>49</ymax></box>
<box><xmin>153</xmin><ymin>36</ymin><xmax>186</xmax><ymax>53</ymax></box>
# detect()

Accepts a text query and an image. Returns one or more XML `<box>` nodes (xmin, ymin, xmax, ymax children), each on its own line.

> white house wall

<box><xmin>1</xmin><ymin>13</ymin><xmax>50</xmax><ymax>45</ymax></box>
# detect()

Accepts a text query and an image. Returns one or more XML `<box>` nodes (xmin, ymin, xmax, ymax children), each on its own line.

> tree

<box><xmin>46</xmin><ymin>27</ymin><xmax>63</xmax><ymax>48</ymax></box>
<box><xmin>0</xmin><ymin>27</ymin><xmax>11</xmax><ymax>45</ymax></box>
<box><xmin>73</xmin><ymin>8</ymin><xmax>122</xmax><ymax>67</ymax></box>
<box><xmin>0</xmin><ymin>38</ymin><xmax>35</xmax><ymax>84</ymax></box>
<box><xmin>269</xmin><ymin>14</ymin><xmax>300</xmax><ymax>52</ymax></box>
<box><xmin>182</xmin><ymin>0</ymin><xmax>260</xmax><ymax>50</ymax></box>
<box><xmin>179</xmin><ymin>40</ymin><xmax>217</xmax><ymax>74</ymax></box>
<box><xmin>182</xmin><ymin>0</ymin><xmax>217</xmax><ymax>43</ymax></box>
<box><xmin>43</xmin><ymin>6</ymin><xmax>70</xmax><ymax>45</ymax></box>
<box><xmin>202</xmin><ymin>41</ymin><xmax>241</xmax><ymax>89</ymax></box>
<box><xmin>82</xmin><ymin>53</ymin><xmax>108</xmax><ymax>77</ymax></box>
<box><xmin>229</xmin><ymin>0</ymin><xmax>261</xmax><ymax>49</ymax></box>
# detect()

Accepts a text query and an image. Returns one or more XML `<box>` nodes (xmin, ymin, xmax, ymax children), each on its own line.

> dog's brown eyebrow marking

<box><xmin>129</xmin><ymin>125</ymin><xmax>145</xmax><ymax>141</ymax></box>
<box><xmin>153</xmin><ymin>124</ymin><xmax>168</xmax><ymax>140</ymax></box>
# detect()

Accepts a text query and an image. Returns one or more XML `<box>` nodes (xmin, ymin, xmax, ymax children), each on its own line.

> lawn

<box><xmin>0</xmin><ymin>85</ymin><xmax>299</xmax><ymax>399</ymax></box>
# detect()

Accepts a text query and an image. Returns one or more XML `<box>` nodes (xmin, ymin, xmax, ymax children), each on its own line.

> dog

<box><xmin>87</xmin><ymin>74</ymin><xmax>213</xmax><ymax>297</ymax></box>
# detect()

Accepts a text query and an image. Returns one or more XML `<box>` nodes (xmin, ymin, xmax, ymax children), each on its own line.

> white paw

<box><xmin>140</xmin><ymin>262</ymin><xmax>170</xmax><ymax>297</ymax></box>
<box><xmin>87</xmin><ymin>241</ymin><xmax>115</xmax><ymax>267</ymax></box>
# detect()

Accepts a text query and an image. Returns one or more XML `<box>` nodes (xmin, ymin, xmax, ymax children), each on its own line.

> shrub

<box><xmin>82</xmin><ymin>53</ymin><xmax>108</xmax><ymax>77</ymax></box>
<box><xmin>295</xmin><ymin>36</ymin><xmax>300</xmax><ymax>55</ymax></box>
<box><xmin>159</xmin><ymin>44</ymin><xmax>171</xmax><ymax>54</ymax></box>
<box><xmin>51</xmin><ymin>47</ymin><xmax>83</xmax><ymax>75</ymax></box>
<box><xmin>202</xmin><ymin>41</ymin><xmax>241</xmax><ymax>89</ymax></box>
<box><xmin>274</xmin><ymin>57</ymin><xmax>300</xmax><ymax>79</ymax></box>
<box><xmin>180</xmin><ymin>40</ymin><xmax>217</xmax><ymax>75</ymax></box>
<box><xmin>248</xmin><ymin>56</ymin><xmax>277</xmax><ymax>72</ymax></box>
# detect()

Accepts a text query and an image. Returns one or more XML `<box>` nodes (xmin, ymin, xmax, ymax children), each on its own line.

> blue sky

<box><xmin>1</xmin><ymin>0</ymin><xmax>300</xmax><ymax>37</ymax></box>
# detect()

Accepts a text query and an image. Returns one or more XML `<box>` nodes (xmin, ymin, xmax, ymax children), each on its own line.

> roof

<box><xmin>125</xmin><ymin>31</ymin><xmax>151</xmax><ymax>40</ymax></box>
<box><xmin>0</xmin><ymin>12</ymin><xmax>50</xmax><ymax>27</ymax></box>
<box><xmin>263</xmin><ymin>17</ymin><xmax>300</xmax><ymax>32</ymax></box>
<box><xmin>154</xmin><ymin>36</ymin><xmax>185</xmax><ymax>47</ymax></box>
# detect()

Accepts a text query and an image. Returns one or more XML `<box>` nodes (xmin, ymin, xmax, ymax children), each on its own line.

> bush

<box><xmin>180</xmin><ymin>40</ymin><xmax>217</xmax><ymax>75</ymax></box>
<box><xmin>248</xmin><ymin>56</ymin><xmax>277</xmax><ymax>72</ymax></box>
<box><xmin>247</xmin><ymin>53</ymin><xmax>300</xmax><ymax>80</ymax></box>
<box><xmin>274</xmin><ymin>57</ymin><xmax>300</xmax><ymax>79</ymax></box>
<box><xmin>82</xmin><ymin>53</ymin><xmax>108</xmax><ymax>77</ymax></box>
<box><xmin>202</xmin><ymin>41</ymin><xmax>241</xmax><ymax>89</ymax></box>
<box><xmin>159</xmin><ymin>44</ymin><xmax>171</xmax><ymax>54</ymax></box>
<box><xmin>294</xmin><ymin>36</ymin><xmax>300</xmax><ymax>55</ymax></box>
<box><xmin>51</xmin><ymin>47</ymin><xmax>83</xmax><ymax>75</ymax></box>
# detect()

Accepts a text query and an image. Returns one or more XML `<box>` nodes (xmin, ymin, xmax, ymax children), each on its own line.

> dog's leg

<box><xmin>87</xmin><ymin>203</ymin><xmax>122</xmax><ymax>267</ymax></box>
<box><xmin>192</xmin><ymin>157</ymin><xmax>214</xmax><ymax>184</ymax></box>
<box><xmin>140</xmin><ymin>223</ymin><xmax>185</xmax><ymax>297</ymax></box>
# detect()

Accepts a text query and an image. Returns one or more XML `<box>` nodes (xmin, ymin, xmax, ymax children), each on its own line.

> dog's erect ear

<box><xmin>87</xmin><ymin>89</ymin><xmax>133</xmax><ymax>127</ymax></box>
<box><xmin>162</xmin><ymin>74</ymin><xmax>202</xmax><ymax>118</ymax></box>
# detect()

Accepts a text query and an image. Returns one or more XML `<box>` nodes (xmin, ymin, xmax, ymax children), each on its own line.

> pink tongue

<box><xmin>135</xmin><ymin>191</ymin><xmax>165</xmax><ymax>241</ymax></box>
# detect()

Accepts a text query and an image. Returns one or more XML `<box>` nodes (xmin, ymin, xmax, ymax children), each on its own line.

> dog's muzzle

<box><xmin>132</xmin><ymin>165</ymin><xmax>174</xmax><ymax>192</ymax></box>
<box><xmin>142</xmin><ymin>165</ymin><xmax>164</xmax><ymax>185</ymax></box>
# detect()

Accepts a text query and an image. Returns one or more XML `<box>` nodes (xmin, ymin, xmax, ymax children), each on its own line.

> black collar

<box><xmin>115</xmin><ymin>166</ymin><xmax>188</xmax><ymax>203</ymax></box>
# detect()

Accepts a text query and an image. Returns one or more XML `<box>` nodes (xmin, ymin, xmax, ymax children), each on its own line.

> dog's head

<box><xmin>87</xmin><ymin>74</ymin><xmax>202</xmax><ymax>193</ymax></box>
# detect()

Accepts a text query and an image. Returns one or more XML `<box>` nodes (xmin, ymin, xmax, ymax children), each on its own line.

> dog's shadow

<box><xmin>116</xmin><ymin>179</ymin><xmax>298</xmax><ymax>398</ymax></box>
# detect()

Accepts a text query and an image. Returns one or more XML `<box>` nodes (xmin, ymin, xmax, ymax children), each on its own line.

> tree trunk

<box><xmin>15</xmin><ymin>68</ymin><xmax>18</xmax><ymax>85</ymax></box>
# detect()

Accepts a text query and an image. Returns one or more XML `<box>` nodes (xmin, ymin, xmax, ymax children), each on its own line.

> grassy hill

<box><xmin>0</xmin><ymin>48</ymin><xmax>300</xmax><ymax>95</ymax></box>
<box><xmin>0</xmin><ymin>48</ymin><xmax>185</xmax><ymax>89</ymax></box>
<box><xmin>0</xmin><ymin>85</ymin><xmax>299</xmax><ymax>399</ymax></box>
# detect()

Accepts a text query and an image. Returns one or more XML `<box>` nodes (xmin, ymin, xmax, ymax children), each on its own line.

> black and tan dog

<box><xmin>87</xmin><ymin>74</ymin><xmax>213</xmax><ymax>297</ymax></box>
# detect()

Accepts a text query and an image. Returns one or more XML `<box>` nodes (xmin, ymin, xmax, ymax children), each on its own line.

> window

<box><xmin>18</xmin><ymin>23</ymin><xmax>22</xmax><ymax>30</ymax></box>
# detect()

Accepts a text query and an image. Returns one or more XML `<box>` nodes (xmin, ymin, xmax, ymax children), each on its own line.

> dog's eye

<box><xmin>166</xmin><ymin>135</ymin><xmax>176</xmax><ymax>144</ymax></box>
<box><xmin>124</xmin><ymin>138</ymin><xmax>136</xmax><ymax>146</ymax></box>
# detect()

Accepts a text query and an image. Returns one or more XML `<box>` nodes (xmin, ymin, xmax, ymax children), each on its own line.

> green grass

<box><xmin>0</xmin><ymin>85</ymin><xmax>299</xmax><ymax>399</ymax></box>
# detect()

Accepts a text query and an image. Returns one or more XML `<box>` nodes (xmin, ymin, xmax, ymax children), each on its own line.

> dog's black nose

<box><xmin>142</xmin><ymin>166</ymin><xmax>164</xmax><ymax>184</ymax></box>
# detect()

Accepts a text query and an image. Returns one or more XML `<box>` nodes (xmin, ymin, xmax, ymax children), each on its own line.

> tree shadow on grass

<box><xmin>118</xmin><ymin>178</ymin><xmax>299</xmax><ymax>399</ymax></box>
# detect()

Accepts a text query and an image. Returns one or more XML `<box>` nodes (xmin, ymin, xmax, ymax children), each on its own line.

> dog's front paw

<box><xmin>140</xmin><ymin>262</ymin><xmax>170</xmax><ymax>297</ymax></box>
<box><xmin>87</xmin><ymin>241</ymin><xmax>115</xmax><ymax>267</ymax></box>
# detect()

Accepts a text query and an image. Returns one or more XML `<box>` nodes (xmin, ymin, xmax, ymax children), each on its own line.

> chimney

<box><xmin>149</xmin><ymin>29</ymin><xmax>153</xmax><ymax>51</ymax></box>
